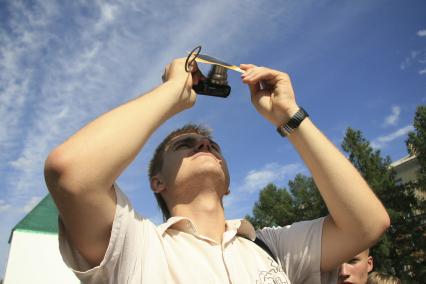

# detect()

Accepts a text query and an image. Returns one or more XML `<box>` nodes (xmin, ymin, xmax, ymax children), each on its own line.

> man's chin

<box><xmin>179</xmin><ymin>166</ymin><xmax>226</xmax><ymax>181</ymax></box>
<box><xmin>192</xmin><ymin>160</ymin><xmax>227</xmax><ymax>174</ymax></box>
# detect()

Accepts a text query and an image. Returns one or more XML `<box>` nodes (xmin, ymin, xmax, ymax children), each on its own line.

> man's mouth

<box><xmin>337</xmin><ymin>278</ymin><xmax>352</xmax><ymax>284</ymax></box>
<box><xmin>191</xmin><ymin>152</ymin><xmax>219</xmax><ymax>161</ymax></box>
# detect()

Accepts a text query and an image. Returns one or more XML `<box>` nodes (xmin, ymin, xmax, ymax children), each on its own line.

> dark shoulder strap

<box><xmin>253</xmin><ymin>237</ymin><xmax>278</xmax><ymax>263</ymax></box>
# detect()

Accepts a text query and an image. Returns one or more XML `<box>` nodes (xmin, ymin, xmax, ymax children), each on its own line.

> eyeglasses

<box><xmin>169</xmin><ymin>135</ymin><xmax>221</xmax><ymax>153</ymax></box>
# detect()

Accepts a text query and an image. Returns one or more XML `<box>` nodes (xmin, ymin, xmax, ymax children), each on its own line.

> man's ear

<box><xmin>150</xmin><ymin>175</ymin><xmax>166</xmax><ymax>193</ymax></box>
<box><xmin>224</xmin><ymin>188</ymin><xmax>230</xmax><ymax>196</ymax></box>
<box><xmin>367</xmin><ymin>256</ymin><xmax>373</xmax><ymax>272</ymax></box>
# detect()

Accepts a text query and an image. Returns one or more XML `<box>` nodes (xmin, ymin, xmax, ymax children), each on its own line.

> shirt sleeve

<box><xmin>256</xmin><ymin>217</ymin><xmax>337</xmax><ymax>284</ymax></box>
<box><xmin>58</xmin><ymin>184</ymin><xmax>136</xmax><ymax>284</ymax></box>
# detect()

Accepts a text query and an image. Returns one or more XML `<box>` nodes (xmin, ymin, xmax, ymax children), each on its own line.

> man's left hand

<box><xmin>240</xmin><ymin>64</ymin><xmax>299</xmax><ymax>126</ymax></box>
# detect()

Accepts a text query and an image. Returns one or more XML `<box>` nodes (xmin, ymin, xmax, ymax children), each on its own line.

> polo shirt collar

<box><xmin>158</xmin><ymin>216</ymin><xmax>256</xmax><ymax>241</ymax></box>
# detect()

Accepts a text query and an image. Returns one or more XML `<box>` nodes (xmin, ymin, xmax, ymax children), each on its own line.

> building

<box><xmin>391</xmin><ymin>154</ymin><xmax>421</xmax><ymax>185</ymax></box>
<box><xmin>390</xmin><ymin>154</ymin><xmax>424</xmax><ymax>200</ymax></box>
<box><xmin>4</xmin><ymin>194</ymin><xmax>78</xmax><ymax>284</ymax></box>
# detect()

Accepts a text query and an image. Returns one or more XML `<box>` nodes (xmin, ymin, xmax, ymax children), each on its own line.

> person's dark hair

<box><xmin>148</xmin><ymin>123</ymin><xmax>212</xmax><ymax>221</ymax></box>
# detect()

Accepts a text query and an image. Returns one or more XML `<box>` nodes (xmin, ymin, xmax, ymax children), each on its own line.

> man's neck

<box><xmin>170</xmin><ymin>190</ymin><xmax>226</xmax><ymax>243</ymax></box>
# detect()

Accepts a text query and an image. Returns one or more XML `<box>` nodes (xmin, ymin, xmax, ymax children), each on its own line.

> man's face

<box><xmin>158</xmin><ymin>133</ymin><xmax>230</xmax><ymax>193</ymax></box>
<box><xmin>337</xmin><ymin>251</ymin><xmax>373</xmax><ymax>284</ymax></box>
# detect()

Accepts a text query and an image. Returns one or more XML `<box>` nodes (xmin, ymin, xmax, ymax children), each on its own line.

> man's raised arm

<box><xmin>240</xmin><ymin>64</ymin><xmax>390</xmax><ymax>272</ymax></box>
<box><xmin>44</xmin><ymin>59</ymin><xmax>198</xmax><ymax>266</ymax></box>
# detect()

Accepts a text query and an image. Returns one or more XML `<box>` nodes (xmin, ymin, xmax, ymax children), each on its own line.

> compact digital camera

<box><xmin>185</xmin><ymin>46</ymin><xmax>236</xmax><ymax>98</ymax></box>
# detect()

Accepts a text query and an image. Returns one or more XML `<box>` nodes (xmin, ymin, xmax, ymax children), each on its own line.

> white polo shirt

<box><xmin>59</xmin><ymin>185</ymin><xmax>337</xmax><ymax>283</ymax></box>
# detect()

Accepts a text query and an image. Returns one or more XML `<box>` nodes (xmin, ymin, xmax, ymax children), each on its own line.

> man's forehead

<box><xmin>354</xmin><ymin>250</ymin><xmax>370</xmax><ymax>259</ymax></box>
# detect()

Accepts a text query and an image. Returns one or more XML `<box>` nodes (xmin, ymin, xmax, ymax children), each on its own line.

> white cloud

<box><xmin>419</xmin><ymin>69</ymin><xmax>426</xmax><ymax>75</ymax></box>
<box><xmin>0</xmin><ymin>1</ymin><xmax>58</xmax><ymax>185</ymax></box>
<box><xmin>417</xmin><ymin>29</ymin><xmax>426</xmax><ymax>37</ymax></box>
<box><xmin>0</xmin><ymin>197</ymin><xmax>41</xmax><ymax>214</ymax></box>
<box><xmin>94</xmin><ymin>2</ymin><xmax>119</xmax><ymax>32</ymax></box>
<box><xmin>237</xmin><ymin>163</ymin><xmax>304</xmax><ymax>193</ymax></box>
<box><xmin>400</xmin><ymin>48</ymin><xmax>426</xmax><ymax>71</ymax></box>
<box><xmin>383</xmin><ymin>106</ymin><xmax>401</xmax><ymax>127</ymax></box>
<box><xmin>371</xmin><ymin>125</ymin><xmax>414</xmax><ymax>149</ymax></box>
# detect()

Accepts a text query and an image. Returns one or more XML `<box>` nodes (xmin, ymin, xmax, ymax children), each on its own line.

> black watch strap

<box><xmin>276</xmin><ymin>107</ymin><xmax>309</xmax><ymax>137</ymax></box>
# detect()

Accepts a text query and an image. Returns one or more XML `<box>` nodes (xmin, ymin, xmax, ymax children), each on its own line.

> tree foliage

<box><xmin>246</xmin><ymin>174</ymin><xmax>327</xmax><ymax>228</ymax></box>
<box><xmin>288</xmin><ymin>174</ymin><xmax>328</xmax><ymax>221</ymax></box>
<box><xmin>246</xmin><ymin>183</ymin><xmax>295</xmax><ymax>228</ymax></box>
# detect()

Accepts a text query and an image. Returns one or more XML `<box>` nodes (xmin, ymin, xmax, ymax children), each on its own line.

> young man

<box><xmin>44</xmin><ymin>58</ymin><xmax>390</xmax><ymax>283</ymax></box>
<box><xmin>338</xmin><ymin>249</ymin><xmax>373</xmax><ymax>284</ymax></box>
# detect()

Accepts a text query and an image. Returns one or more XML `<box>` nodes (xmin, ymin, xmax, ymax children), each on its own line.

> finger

<box><xmin>192</xmin><ymin>69</ymin><xmax>204</xmax><ymax>85</ymax></box>
<box><xmin>240</xmin><ymin>64</ymin><xmax>257</xmax><ymax>71</ymax></box>
<box><xmin>243</xmin><ymin>68</ymin><xmax>278</xmax><ymax>84</ymax></box>
<box><xmin>241</xmin><ymin>66</ymin><xmax>265</xmax><ymax>77</ymax></box>
<box><xmin>241</xmin><ymin>67</ymin><xmax>260</xmax><ymax>82</ymax></box>
<box><xmin>190</xmin><ymin>61</ymin><xmax>199</xmax><ymax>73</ymax></box>
<box><xmin>241</xmin><ymin>67</ymin><xmax>257</xmax><ymax>77</ymax></box>
<box><xmin>242</xmin><ymin>71</ymin><xmax>274</xmax><ymax>85</ymax></box>
<box><xmin>185</xmin><ymin>53</ymin><xmax>200</xmax><ymax>72</ymax></box>
<box><xmin>241</xmin><ymin>68</ymin><xmax>260</xmax><ymax>88</ymax></box>
<box><xmin>173</xmin><ymin>57</ymin><xmax>190</xmax><ymax>72</ymax></box>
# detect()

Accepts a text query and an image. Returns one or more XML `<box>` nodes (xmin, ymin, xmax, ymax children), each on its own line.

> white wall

<box><xmin>4</xmin><ymin>230</ymin><xmax>79</xmax><ymax>284</ymax></box>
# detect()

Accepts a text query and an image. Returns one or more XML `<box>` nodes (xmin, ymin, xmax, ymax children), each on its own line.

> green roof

<box><xmin>9</xmin><ymin>194</ymin><xmax>59</xmax><ymax>243</ymax></box>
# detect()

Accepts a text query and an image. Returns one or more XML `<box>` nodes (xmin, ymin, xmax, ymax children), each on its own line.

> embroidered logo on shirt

<box><xmin>256</xmin><ymin>257</ymin><xmax>290</xmax><ymax>284</ymax></box>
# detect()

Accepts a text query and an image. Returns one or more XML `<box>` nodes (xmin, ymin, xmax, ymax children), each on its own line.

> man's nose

<box><xmin>339</xmin><ymin>264</ymin><xmax>350</xmax><ymax>276</ymax></box>
<box><xmin>195</xmin><ymin>138</ymin><xmax>211</xmax><ymax>152</ymax></box>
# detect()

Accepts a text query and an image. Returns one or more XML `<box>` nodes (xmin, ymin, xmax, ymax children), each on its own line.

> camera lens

<box><xmin>208</xmin><ymin>65</ymin><xmax>228</xmax><ymax>85</ymax></box>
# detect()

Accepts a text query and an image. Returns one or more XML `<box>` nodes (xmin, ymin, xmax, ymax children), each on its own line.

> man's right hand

<box><xmin>162</xmin><ymin>58</ymin><xmax>202</xmax><ymax>110</ymax></box>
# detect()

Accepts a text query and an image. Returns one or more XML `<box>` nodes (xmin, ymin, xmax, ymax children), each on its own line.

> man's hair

<box><xmin>367</xmin><ymin>272</ymin><xmax>401</xmax><ymax>284</ymax></box>
<box><xmin>148</xmin><ymin>123</ymin><xmax>213</xmax><ymax>221</ymax></box>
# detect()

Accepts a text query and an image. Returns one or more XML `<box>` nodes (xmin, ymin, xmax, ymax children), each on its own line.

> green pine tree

<box><xmin>246</xmin><ymin>175</ymin><xmax>327</xmax><ymax>229</ymax></box>
<box><xmin>246</xmin><ymin>183</ymin><xmax>296</xmax><ymax>228</ymax></box>
<box><xmin>288</xmin><ymin>174</ymin><xmax>328</xmax><ymax>221</ymax></box>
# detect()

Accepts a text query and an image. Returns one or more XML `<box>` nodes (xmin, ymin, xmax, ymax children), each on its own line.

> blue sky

<box><xmin>0</xmin><ymin>0</ymin><xmax>425</xmax><ymax>277</ymax></box>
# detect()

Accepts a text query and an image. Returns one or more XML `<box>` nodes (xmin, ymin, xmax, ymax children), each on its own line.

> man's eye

<box><xmin>176</xmin><ymin>143</ymin><xmax>190</xmax><ymax>149</ymax></box>
<box><xmin>211</xmin><ymin>145</ymin><xmax>220</xmax><ymax>152</ymax></box>
<box><xmin>348</xmin><ymin>259</ymin><xmax>358</xmax><ymax>265</ymax></box>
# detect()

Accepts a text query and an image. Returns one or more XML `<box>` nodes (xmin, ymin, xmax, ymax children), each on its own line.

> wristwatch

<box><xmin>276</xmin><ymin>107</ymin><xmax>309</xmax><ymax>137</ymax></box>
